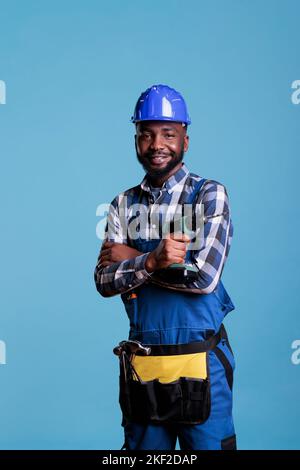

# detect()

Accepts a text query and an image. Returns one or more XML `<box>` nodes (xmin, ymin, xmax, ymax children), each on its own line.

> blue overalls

<box><xmin>120</xmin><ymin>178</ymin><xmax>236</xmax><ymax>450</ymax></box>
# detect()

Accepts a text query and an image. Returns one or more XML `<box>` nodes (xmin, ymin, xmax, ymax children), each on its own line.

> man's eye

<box><xmin>165</xmin><ymin>134</ymin><xmax>175</xmax><ymax>138</ymax></box>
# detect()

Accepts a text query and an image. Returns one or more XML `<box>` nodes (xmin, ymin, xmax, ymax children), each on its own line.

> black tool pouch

<box><xmin>116</xmin><ymin>328</ymin><xmax>224</xmax><ymax>425</ymax></box>
<box><xmin>120</xmin><ymin>375</ymin><xmax>211</xmax><ymax>425</ymax></box>
<box><xmin>118</xmin><ymin>344</ymin><xmax>211</xmax><ymax>425</ymax></box>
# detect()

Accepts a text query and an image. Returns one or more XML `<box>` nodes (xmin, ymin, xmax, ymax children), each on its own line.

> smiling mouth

<box><xmin>149</xmin><ymin>154</ymin><xmax>171</xmax><ymax>164</ymax></box>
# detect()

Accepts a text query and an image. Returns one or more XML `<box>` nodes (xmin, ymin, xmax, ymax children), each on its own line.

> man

<box><xmin>94</xmin><ymin>84</ymin><xmax>236</xmax><ymax>450</ymax></box>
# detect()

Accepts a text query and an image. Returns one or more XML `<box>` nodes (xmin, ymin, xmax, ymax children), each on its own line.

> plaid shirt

<box><xmin>94</xmin><ymin>162</ymin><xmax>233</xmax><ymax>297</ymax></box>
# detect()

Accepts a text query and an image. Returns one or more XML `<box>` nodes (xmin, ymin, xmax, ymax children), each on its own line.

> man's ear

<box><xmin>184</xmin><ymin>134</ymin><xmax>189</xmax><ymax>152</ymax></box>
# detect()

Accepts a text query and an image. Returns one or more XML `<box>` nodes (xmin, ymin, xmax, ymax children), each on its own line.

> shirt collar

<box><xmin>140</xmin><ymin>162</ymin><xmax>190</xmax><ymax>194</ymax></box>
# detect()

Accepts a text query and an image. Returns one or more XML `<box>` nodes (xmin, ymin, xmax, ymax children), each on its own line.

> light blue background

<box><xmin>0</xmin><ymin>0</ymin><xmax>299</xmax><ymax>450</ymax></box>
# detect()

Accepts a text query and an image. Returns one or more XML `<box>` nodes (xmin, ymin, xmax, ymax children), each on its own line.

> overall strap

<box><xmin>131</xmin><ymin>185</ymin><xmax>143</xmax><ymax>205</ymax></box>
<box><xmin>183</xmin><ymin>177</ymin><xmax>207</xmax><ymax>263</ymax></box>
<box><xmin>186</xmin><ymin>177</ymin><xmax>207</xmax><ymax>205</ymax></box>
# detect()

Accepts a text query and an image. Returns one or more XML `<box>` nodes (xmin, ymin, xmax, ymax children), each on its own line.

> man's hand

<box><xmin>99</xmin><ymin>241</ymin><xmax>143</xmax><ymax>268</ymax></box>
<box><xmin>145</xmin><ymin>233</ymin><xmax>190</xmax><ymax>273</ymax></box>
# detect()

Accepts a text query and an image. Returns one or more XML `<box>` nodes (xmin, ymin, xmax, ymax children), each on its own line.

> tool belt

<box><xmin>113</xmin><ymin>326</ymin><xmax>225</xmax><ymax>425</ymax></box>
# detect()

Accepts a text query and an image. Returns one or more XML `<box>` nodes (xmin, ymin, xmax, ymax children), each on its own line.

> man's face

<box><xmin>135</xmin><ymin>121</ymin><xmax>189</xmax><ymax>178</ymax></box>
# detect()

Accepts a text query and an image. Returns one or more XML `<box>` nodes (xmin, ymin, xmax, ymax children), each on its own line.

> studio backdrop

<box><xmin>0</xmin><ymin>0</ymin><xmax>299</xmax><ymax>450</ymax></box>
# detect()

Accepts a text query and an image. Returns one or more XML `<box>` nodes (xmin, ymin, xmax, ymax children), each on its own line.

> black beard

<box><xmin>136</xmin><ymin>144</ymin><xmax>185</xmax><ymax>178</ymax></box>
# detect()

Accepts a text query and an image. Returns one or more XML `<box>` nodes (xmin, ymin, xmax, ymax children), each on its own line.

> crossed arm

<box><xmin>94</xmin><ymin>182</ymin><xmax>232</xmax><ymax>297</ymax></box>
<box><xmin>94</xmin><ymin>234</ymin><xmax>189</xmax><ymax>297</ymax></box>
<box><xmin>99</xmin><ymin>242</ymin><xmax>143</xmax><ymax>269</ymax></box>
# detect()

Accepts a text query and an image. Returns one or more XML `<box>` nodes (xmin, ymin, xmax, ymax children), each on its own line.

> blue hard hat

<box><xmin>131</xmin><ymin>84</ymin><xmax>191</xmax><ymax>125</ymax></box>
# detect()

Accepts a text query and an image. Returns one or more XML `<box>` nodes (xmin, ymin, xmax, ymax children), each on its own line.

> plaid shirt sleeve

<box><xmin>150</xmin><ymin>181</ymin><xmax>233</xmax><ymax>294</ymax></box>
<box><xmin>191</xmin><ymin>181</ymin><xmax>233</xmax><ymax>293</ymax></box>
<box><xmin>94</xmin><ymin>197</ymin><xmax>152</xmax><ymax>297</ymax></box>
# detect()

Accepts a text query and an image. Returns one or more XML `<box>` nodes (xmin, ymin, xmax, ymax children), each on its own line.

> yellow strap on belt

<box><xmin>131</xmin><ymin>352</ymin><xmax>207</xmax><ymax>383</ymax></box>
